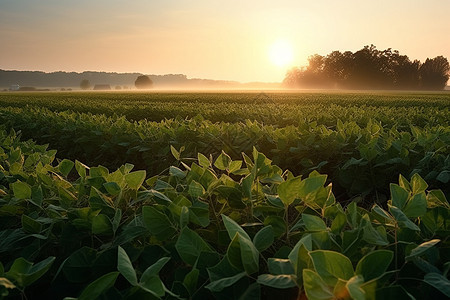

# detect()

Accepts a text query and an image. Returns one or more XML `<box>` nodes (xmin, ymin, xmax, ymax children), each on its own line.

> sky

<box><xmin>0</xmin><ymin>0</ymin><xmax>449</xmax><ymax>83</ymax></box>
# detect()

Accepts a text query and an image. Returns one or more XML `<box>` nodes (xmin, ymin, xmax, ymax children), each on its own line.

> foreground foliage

<box><xmin>0</xmin><ymin>130</ymin><xmax>449</xmax><ymax>299</ymax></box>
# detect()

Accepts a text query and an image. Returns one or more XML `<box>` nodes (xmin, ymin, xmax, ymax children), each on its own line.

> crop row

<box><xmin>0</xmin><ymin>106</ymin><xmax>448</xmax><ymax>202</ymax></box>
<box><xmin>0</xmin><ymin>92</ymin><xmax>449</xmax><ymax>127</ymax></box>
<box><xmin>0</xmin><ymin>129</ymin><xmax>449</xmax><ymax>299</ymax></box>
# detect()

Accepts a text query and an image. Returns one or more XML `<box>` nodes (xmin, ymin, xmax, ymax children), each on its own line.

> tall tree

<box><xmin>80</xmin><ymin>79</ymin><xmax>91</xmax><ymax>90</ymax></box>
<box><xmin>135</xmin><ymin>75</ymin><xmax>153</xmax><ymax>89</ymax></box>
<box><xmin>419</xmin><ymin>56</ymin><xmax>450</xmax><ymax>90</ymax></box>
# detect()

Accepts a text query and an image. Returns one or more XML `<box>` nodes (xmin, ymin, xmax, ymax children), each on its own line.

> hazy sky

<box><xmin>1</xmin><ymin>0</ymin><xmax>449</xmax><ymax>82</ymax></box>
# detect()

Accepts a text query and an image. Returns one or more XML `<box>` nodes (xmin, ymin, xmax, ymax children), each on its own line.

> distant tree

<box><xmin>135</xmin><ymin>75</ymin><xmax>153</xmax><ymax>89</ymax></box>
<box><xmin>80</xmin><ymin>79</ymin><xmax>91</xmax><ymax>90</ymax></box>
<box><xmin>283</xmin><ymin>45</ymin><xmax>448</xmax><ymax>90</ymax></box>
<box><xmin>419</xmin><ymin>56</ymin><xmax>450</xmax><ymax>90</ymax></box>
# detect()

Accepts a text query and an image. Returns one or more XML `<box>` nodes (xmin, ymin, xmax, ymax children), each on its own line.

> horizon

<box><xmin>1</xmin><ymin>1</ymin><xmax>449</xmax><ymax>83</ymax></box>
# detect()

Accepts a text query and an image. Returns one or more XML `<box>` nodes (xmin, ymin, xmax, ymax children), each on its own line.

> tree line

<box><xmin>283</xmin><ymin>45</ymin><xmax>449</xmax><ymax>90</ymax></box>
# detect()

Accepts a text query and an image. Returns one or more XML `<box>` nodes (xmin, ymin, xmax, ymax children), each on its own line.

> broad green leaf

<box><xmin>214</xmin><ymin>151</ymin><xmax>231</xmax><ymax>171</ymax></box>
<box><xmin>390</xmin><ymin>183</ymin><xmax>409</xmax><ymax>209</ymax></box>
<box><xmin>222</xmin><ymin>214</ymin><xmax>251</xmax><ymax>241</ymax></box>
<box><xmin>6</xmin><ymin>256</ymin><xmax>55</xmax><ymax>288</ymax></box>
<box><xmin>406</xmin><ymin>239</ymin><xmax>440</xmax><ymax>260</ymax></box>
<box><xmin>139</xmin><ymin>275</ymin><xmax>165</xmax><ymax>297</ymax></box>
<box><xmin>267</xmin><ymin>258</ymin><xmax>294</xmax><ymax>275</ymax></box>
<box><xmin>362</xmin><ymin>215</ymin><xmax>389</xmax><ymax>246</ymax></box>
<box><xmin>142</xmin><ymin>206</ymin><xmax>176</xmax><ymax>240</ymax></box>
<box><xmin>403</xmin><ymin>192</ymin><xmax>427</xmax><ymax>218</ymax></box>
<box><xmin>237</xmin><ymin>233</ymin><xmax>259</xmax><ymax>274</ymax></box>
<box><xmin>197</xmin><ymin>153</ymin><xmax>210</xmax><ymax>168</ymax></box>
<box><xmin>31</xmin><ymin>185</ymin><xmax>43</xmax><ymax>207</ymax></box>
<box><xmin>398</xmin><ymin>174</ymin><xmax>411</xmax><ymax>192</ymax></box>
<box><xmin>78</xmin><ymin>272</ymin><xmax>119</xmax><ymax>300</ymax></box>
<box><xmin>424</xmin><ymin>273</ymin><xmax>450</xmax><ymax>297</ymax></box>
<box><xmin>103</xmin><ymin>182</ymin><xmax>121</xmax><ymax>196</ymax></box>
<box><xmin>175</xmin><ymin>227</ymin><xmax>214</xmax><ymax>265</ymax></box>
<box><xmin>227</xmin><ymin>233</ymin><xmax>259</xmax><ymax>275</ymax></box>
<box><xmin>303</xmin><ymin>269</ymin><xmax>334</xmax><ymax>300</ymax></box>
<box><xmin>257</xmin><ymin>274</ymin><xmax>297</xmax><ymax>289</ymax></box>
<box><xmin>12</xmin><ymin>181</ymin><xmax>31</xmax><ymax>200</ymax></box>
<box><xmin>389</xmin><ymin>205</ymin><xmax>420</xmax><ymax>231</ymax></box>
<box><xmin>303</xmin><ymin>214</ymin><xmax>328</xmax><ymax>231</ymax></box>
<box><xmin>21</xmin><ymin>215</ymin><xmax>42</xmax><ymax>234</ymax></box>
<box><xmin>180</xmin><ymin>206</ymin><xmax>189</xmax><ymax>228</ymax></box>
<box><xmin>117</xmin><ymin>246</ymin><xmax>137</xmax><ymax>286</ymax></box>
<box><xmin>140</xmin><ymin>257</ymin><xmax>170</xmax><ymax>281</ymax></box>
<box><xmin>188</xmin><ymin>180</ymin><xmax>205</xmax><ymax>198</ymax></box>
<box><xmin>170</xmin><ymin>145</ymin><xmax>180</xmax><ymax>160</ymax></box>
<box><xmin>346</xmin><ymin>275</ymin><xmax>365</xmax><ymax>300</ymax></box>
<box><xmin>310</xmin><ymin>250</ymin><xmax>353</xmax><ymax>285</ymax></box>
<box><xmin>277</xmin><ymin>177</ymin><xmax>302</xmax><ymax>206</ymax></box>
<box><xmin>253</xmin><ymin>226</ymin><xmax>274</xmax><ymax>252</ymax></box>
<box><xmin>58</xmin><ymin>159</ymin><xmax>74</xmax><ymax>177</ymax></box>
<box><xmin>411</xmin><ymin>173</ymin><xmax>428</xmax><ymax>194</ymax></box>
<box><xmin>426</xmin><ymin>190</ymin><xmax>449</xmax><ymax>208</ymax></box>
<box><xmin>183</xmin><ymin>268</ymin><xmax>199</xmax><ymax>295</ymax></box>
<box><xmin>205</xmin><ymin>271</ymin><xmax>246</xmax><ymax>292</ymax></box>
<box><xmin>289</xmin><ymin>234</ymin><xmax>313</xmax><ymax>265</ymax></box>
<box><xmin>229</xmin><ymin>160</ymin><xmax>243</xmax><ymax>173</ymax></box>
<box><xmin>75</xmin><ymin>160</ymin><xmax>89</xmax><ymax>178</ymax></box>
<box><xmin>92</xmin><ymin>214</ymin><xmax>113</xmax><ymax>235</ymax></box>
<box><xmin>125</xmin><ymin>170</ymin><xmax>146</xmax><ymax>190</ymax></box>
<box><xmin>169</xmin><ymin>166</ymin><xmax>185</xmax><ymax>179</ymax></box>
<box><xmin>298</xmin><ymin>174</ymin><xmax>328</xmax><ymax>202</ymax></box>
<box><xmin>355</xmin><ymin>250</ymin><xmax>393</xmax><ymax>281</ymax></box>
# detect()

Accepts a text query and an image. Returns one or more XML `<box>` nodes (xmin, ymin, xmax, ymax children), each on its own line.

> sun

<box><xmin>269</xmin><ymin>40</ymin><xmax>294</xmax><ymax>67</ymax></box>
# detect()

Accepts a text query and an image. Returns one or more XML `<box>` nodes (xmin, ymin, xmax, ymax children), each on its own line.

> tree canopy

<box><xmin>135</xmin><ymin>75</ymin><xmax>153</xmax><ymax>89</ymax></box>
<box><xmin>284</xmin><ymin>45</ymin><xmax>449</xmax><ymax>90</ymax></box>
<box><xmin>79</xmin><ymin>79</ymin><xmax>91</xmax><ymax>90</ymax></box>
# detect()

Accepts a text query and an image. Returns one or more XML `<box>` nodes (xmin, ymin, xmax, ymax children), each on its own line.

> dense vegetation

<box><xmin>284</xmin><ymin>45</ymin><xmax>450</xmax><ymax>90</ymax></box>
<box><xmin>0</xmin><ymin>92</ymin><xmax>448</xmax><ymax>126</ymax></box>
<box><xmin>0</xmin><ymin>130</ymin><xmax>449</xmax><ymax>299</ymax></box>
<box><xmin>0</xmin><ymin>91</ymin><xmax>449</xmax><ymax>299</ymax></box>
<box><xmin>0</xmin><ymin>103</ymin><xmax>448</xmax><ymax>201</ymax></box>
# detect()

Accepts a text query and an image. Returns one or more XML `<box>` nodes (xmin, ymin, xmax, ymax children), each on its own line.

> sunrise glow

<box><xmin>269</xmin><ymin>40</ymin><xmax>294</xmax><ymax>67</ymax></box>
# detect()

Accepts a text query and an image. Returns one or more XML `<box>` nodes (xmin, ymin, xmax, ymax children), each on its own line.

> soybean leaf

<box><xmin>406</xmin><ymin>239</ymin><xmax>440</xmax><ymax>260</ymax></box>
<box><xmin>58</xmin><ymin>159</ymin><xmax>74</xmax><ymax>177</ymax></box>
<box><xmin>277</xmin><ymin>177</ymin><xmax>302</xmax><ymax>206</ymax></box>
<box><xmin>142</xmin><ymin>206</ymin><xmax>176</xmax><ymax>240</ymax></box>
<box><xmin>205</xmin><ymin>271</ymin><xmax>246</xmax><ymax>292</ymax></box>
<box><xmin>125</xmin><ymin>170</ymin><xmax>146</xmax><ymax>190</ymax></box>
<box><xmin>117</xmin><ymin>246</ymin><xmax>137</xmax><ymax>286</ymax></box>
<box><xmin>267</xmin><ymin>258</ymin><xmax>295</xmax><ymax>275</ymax></box>
<box><xmin>403</xmin><ymin>192</ymin><xmax>427</xmax><ymax>218</ymax></box>
<box><xmin>424</xmin><ymin>273</ymin><xmax>450</xmax><ymax>297</ymax></box>
<box><xmin>355</xmin><ymin>250</ymin><xmax>394</xmax><ymax>281</ymax></box>
<box><xmin>257</xmin><ymin>274</ymin><xmax>297</xmax><ymax>289</ymax></box>
<box><xmin>303</xmin><ymin>269</ymin><xmax>334</xmax><ymax>300</ymax></box>
<box><xmin>389</xmin><ymin>205</ymin><xmax>420</xmax><ymax>231</ymax></box>
<box><xmin>309</xmin><ymin>250</ymin><xmax>353</xmax><ymax>285</ymax></box>
<box><xmin>6</xmin><ymin>256</ymin><xmax>55</xmax><ymax>288</ymax></box>
<box><xmin>78</xmin><ymin>272</ymin><xmax>119</xmax><ymax>300</ymax></box>
<box><xmin>253</xmin><ymin>226</ymin><xmax>274</xmax><ymax>252</ymax></box>
<box><xmin>303</xmin><ymin>214</ymin><xmax>328</xmax><ymax>231</ymax></box>
<box><xmin>175</xmin><ymin>227</ymin><xmax>214</xmax><ymax>265</ymax></box>
<box><xmin>346</xmin><ymin>275</ymin><xmax>365</xmax><ymax>300</ymax></box>
<box><xmin>12</xmin><ymin>181</ymin><xmax>31</xmax><ymax>200</ymax></box>
<box><xmin>390</xmin><ymin>184</ymin><xmax>409</xmax><ymax>209</ymax></box>
<box><xmin>222</xmin><ymin>214</ymin><xmax>251</xmax><ymax>241</ymax></box>
<box><xmin>411</xmin><ymin>173</ymin><xmax>428</xmax><ymax>195</ymax></box>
